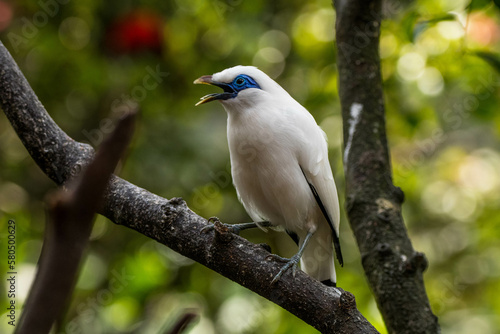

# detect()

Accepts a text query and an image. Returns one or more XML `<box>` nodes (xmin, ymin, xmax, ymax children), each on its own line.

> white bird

<box><xmin>194</xmin><ymin>66</ymin><xmax>342</xmax><ymax>286</ymax></box>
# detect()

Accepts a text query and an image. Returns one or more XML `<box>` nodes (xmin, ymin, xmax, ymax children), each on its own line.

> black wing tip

<box><xmin>334</xmin><ymin>236</ymin><xmax>344</xmax><ymax>266</ymax></box>
<box><xmin>331</xmin><ymin>228</ymin><xmax>344</xmax><ymax>266</ymax></box>
<box><xmin>299</xmin><ymin>165</ymin><xmax>344</xmax><ymax>267</ymax></box>
<box><xmin>338</xmin><ymin>254</ymin><xmax>344</xmax><ymax>267</ymax></box>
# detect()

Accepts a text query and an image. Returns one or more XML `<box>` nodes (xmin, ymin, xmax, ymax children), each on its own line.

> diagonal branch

<box><xmin>0</xmin><ymin>41</ymin><xmax>378</xmax><ymax>333</ymax></box>
<box><xmin>334</xmin><ymin>1</ymin><xmax>440</xmax><ymax>333</ymax></box>
<box><xmin>16</xmin><ymin>111</ymin><xmax>136</xmax><ymax>334</ymax></box>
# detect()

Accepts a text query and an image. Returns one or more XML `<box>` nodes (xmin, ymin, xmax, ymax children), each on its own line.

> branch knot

<box><xmin>209</xmin><ymin>217</ymin><xmax>235</xmax><ymax>243</ymax></box>
<box><xmin>376</xmin><ymin>243</ymin><xmax>392</xmax><ymax>256</ymax></box>
<box><xmin>340</xmin><ymin>291</ymin><xmax>356</xmax><ymax>310</ymax></box>
<box><xmin>392</xmin><ymin>186</ymin><xmax>405</xmax><ymax>204</ymax></box>
<box><xmin>162</xmin><ymin>198</ymin><xmax>186</xmax><ymax>226</ymax></box>
<box><xmin>375</xmin><ymin>198</ymin><xmax>395</xmax><ymax>223</ymax></box>
<box><xmin>406</xmin><ymin>251</ymin><xmax>429</xmax><ymax>274</ymax></box>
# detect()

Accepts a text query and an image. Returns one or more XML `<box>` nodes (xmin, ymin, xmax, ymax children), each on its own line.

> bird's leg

<box><xmin>201</xmin><ymin>217</ymin><xmax>272</xmax><ymax>235</ymax></box>
<box><xmin>268</xmin><ymin>230</ymin><xmax>314</xmax><ymax>284</ymax></box>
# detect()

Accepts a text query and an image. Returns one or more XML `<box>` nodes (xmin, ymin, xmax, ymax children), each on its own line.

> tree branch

<box><xmin>334</xmin><ymin>1</ymin><xmax>440</xmax><ymax>333</ymax></box>
<box><xmin>0</xmin><ymin>41</ymin><xmax>378</xmax><ymax>333</ymax></box>
<box><xmin>16</xmin><ymin>112</ymin><xmax>136</xmax><ymax>334</ymax></box>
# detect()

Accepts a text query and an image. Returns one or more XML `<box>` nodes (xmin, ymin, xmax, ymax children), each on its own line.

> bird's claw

<box><xmin>200</xmin><ymin>225</ymin><xmax>214</xmax><ymax>234</ymax></box>
<box><xmin>266</xmin><ymin>254</ymin><xmax>288</xmax><ymax>263</ymax></box>
<box><xmin>201</xmin><ymin>217</ymin><xmax>219</xmax><ymax>234</ymax></box>
<box><xmin>201</xmin><ymin>217</ymin><xmax>241</xmax><ymax>235</ymax></box>
<box><xmin>268</xmin><ymin>254</ymin><xmax>301</xmax><ymax>284</ymax></box>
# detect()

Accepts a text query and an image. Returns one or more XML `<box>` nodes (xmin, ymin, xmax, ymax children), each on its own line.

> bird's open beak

<box><xmin>193</xmin><ymin>75</ymin><xmax>236</xmax><ymax>106</ymax></box>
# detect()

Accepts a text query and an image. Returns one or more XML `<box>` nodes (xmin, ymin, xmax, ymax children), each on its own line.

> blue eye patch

<box><xmin>230</xmin><ymin>74</ymin><xmax>261</xmax><ymax>92</ymax></box>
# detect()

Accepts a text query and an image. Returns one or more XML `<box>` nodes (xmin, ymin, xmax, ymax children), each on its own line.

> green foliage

<box><xmin>1</xmin><ymin>0</ymin><xmax>500</xmax><ymax>333</ymax></box>
<box><xmin>412</xmin><ymin>14</ymin><xmax>456</xmax><ymax>42</ymax></box>
<box><xmin>474</xmin><ymin>50</ymin><xmax>500</xmax><ymax>72</ymax></box>
<box><xmin>467</xmin><ymin>0</ymin><xmax>493</xmax><ymax>11</ymax></box>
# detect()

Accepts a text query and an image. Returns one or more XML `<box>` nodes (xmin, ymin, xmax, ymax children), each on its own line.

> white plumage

<box><xmin>195</xmin><ymin>66</ymin><xmax>342</xmax><ymax>285</ymax></box>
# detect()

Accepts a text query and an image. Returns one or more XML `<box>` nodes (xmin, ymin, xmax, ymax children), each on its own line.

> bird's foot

<box><xmin>267</xmin><ymin>253</ymin><xmax>301</xmax><ymax>284</ymax></box>
<box><xmin>201</xmin><ymin>217</ymin><xmax>243</xmax><ymax>235</ymax></box>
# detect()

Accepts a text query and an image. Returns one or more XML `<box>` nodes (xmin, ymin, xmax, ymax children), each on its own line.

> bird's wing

<box><xmin>297</xmin><ymin>120</ymin><xmax>343</xmax><ymax>266</ymax></box>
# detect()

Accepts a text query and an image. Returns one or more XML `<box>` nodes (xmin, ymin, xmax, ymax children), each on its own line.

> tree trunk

<box><xmin>334</xmin><ymin>1</ymin><xmax>440</xmax><ymax>333</ymax></box>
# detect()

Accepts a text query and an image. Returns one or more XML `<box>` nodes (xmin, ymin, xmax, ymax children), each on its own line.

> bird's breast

<box><xmin>226</xmin><ymin>110</ymin><xmax>314</xmax><ymax>229</ymax></box>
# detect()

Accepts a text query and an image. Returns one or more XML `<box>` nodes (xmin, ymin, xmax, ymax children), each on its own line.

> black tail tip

<box><xmin>337</xmin><ymin>254</ymin><xmax>344</xmax><ymax>267</ymax></box>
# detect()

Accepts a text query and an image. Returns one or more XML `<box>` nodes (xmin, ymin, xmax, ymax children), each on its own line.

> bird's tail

<box><xmin>300</xmin><ymin>229</ymin><xmax>336</xmax><ymax>286</ymax></box>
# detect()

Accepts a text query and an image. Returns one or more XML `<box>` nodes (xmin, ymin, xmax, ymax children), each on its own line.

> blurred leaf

<box><xmin>467</xmin><ymin>0</ymin><xmax>492</xmax><ymax>10</ymax></box>
<box><xmin>473</xmin><ymin>51</ymin><xmax>500</xmax><ymax>73</ymax></box>
<box><xmin>403</xmin><ymin>11</ymin><xmax>419</xmax><ymax>42</ymax></box>
<box><xmin>412</xmin><ymin>14</ymin><xmax>456</xmax><ymax>42</ymax></box>
<box><xmin>494</xmin><ymin>0</ymin><xmax>500</xmax><ymax>10</ymax></box>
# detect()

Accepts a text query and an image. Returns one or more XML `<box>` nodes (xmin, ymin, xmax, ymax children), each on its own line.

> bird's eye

<box><xmin>235</xmin><ymin>77</ymin><xmax>245</xmax><ymax>86</ymax></box>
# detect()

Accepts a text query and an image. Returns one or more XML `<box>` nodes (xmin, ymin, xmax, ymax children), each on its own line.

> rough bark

<box><xmin>0</xmin><ymin>41</ymin><xmax>378</xmax><ymax>333</ymax></box>
<box><xmin>334</xmin><ymin>1</ymin><xmax>440</xmax><ymax>333</ymax></box>
<box><xmin>16</xmin><ymin>113</ymin><xmax>135</xmax><ymax>334</ymax></box>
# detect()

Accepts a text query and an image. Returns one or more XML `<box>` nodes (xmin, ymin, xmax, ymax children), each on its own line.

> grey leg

<box><xmin>268</xmin><ymin>230</ymin><xmax>314</xmax><ymax>284</ymax></box>
<box><xmin>201</xmin><ymin>217</ymin><xmax>272</xmax><ymax>235</ymax></box>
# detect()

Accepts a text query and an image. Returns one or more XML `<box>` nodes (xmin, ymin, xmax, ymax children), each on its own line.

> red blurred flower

<box><xmin>106</xmin><ymin>9</ymin><xmax>163</xmax><ymax>55</ymax></box>
<box><xmin>0</xmin><ymin>1</ymin><xmax>13</xmax><ymax>32</ymax></box>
